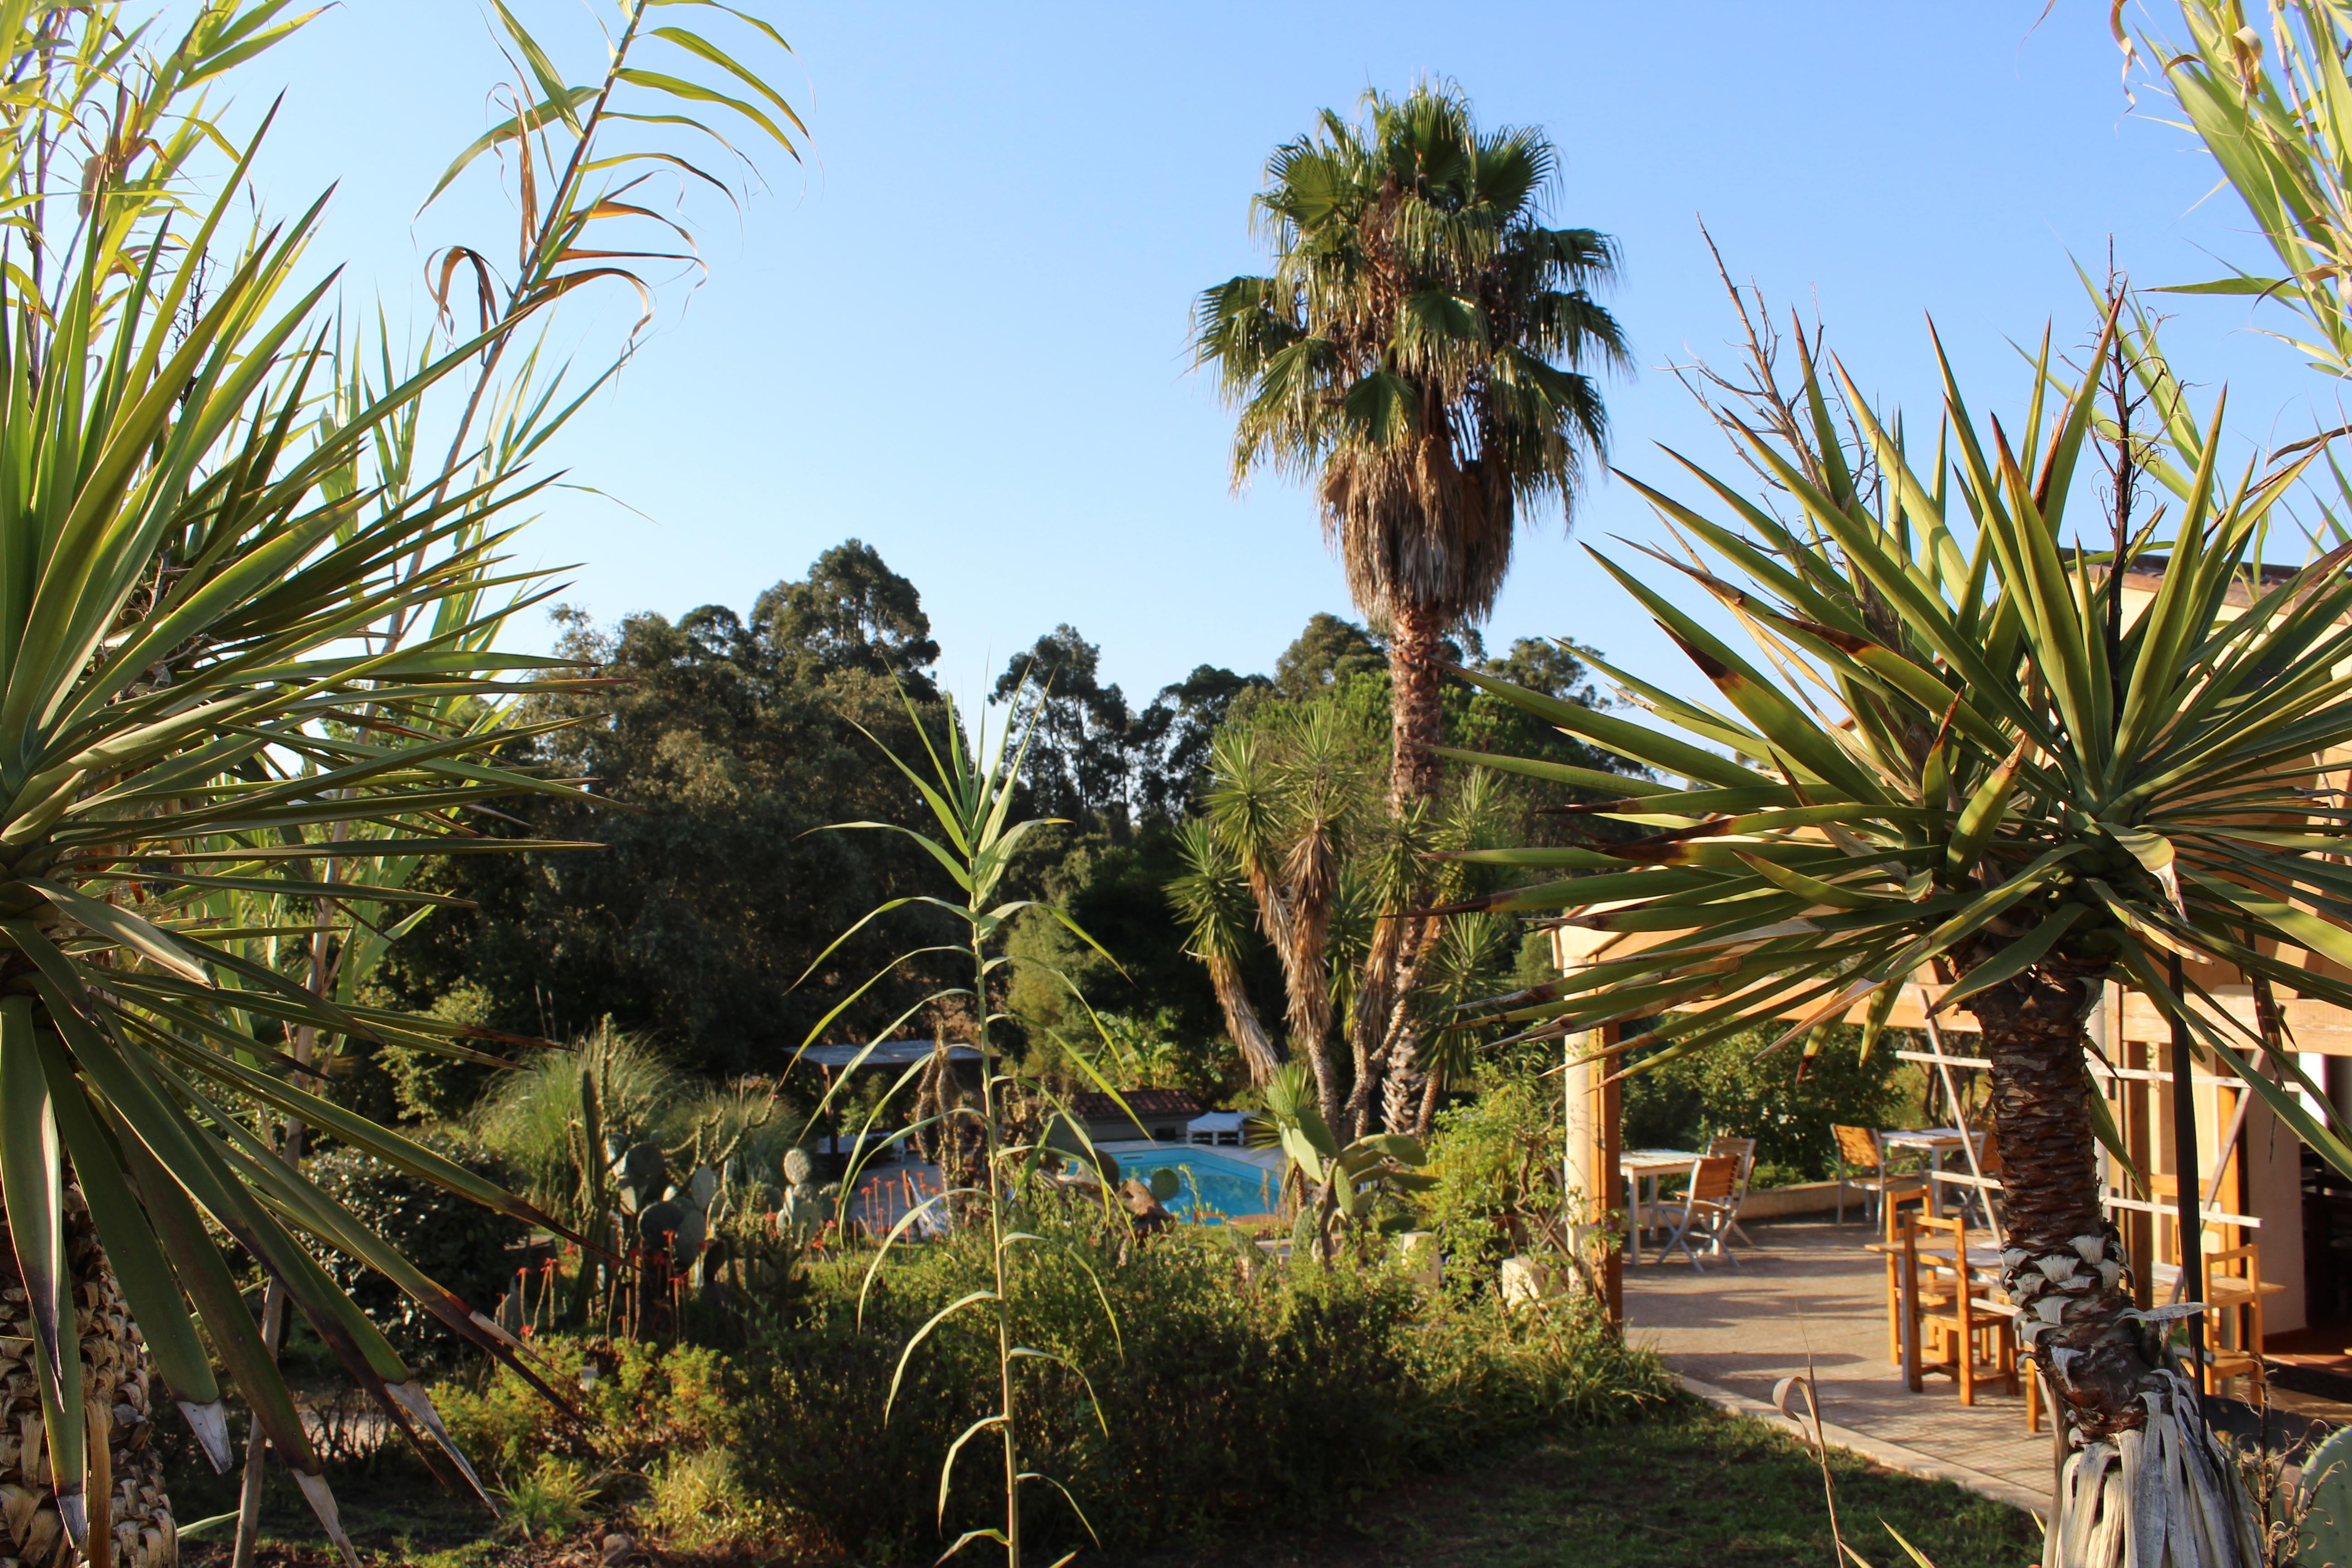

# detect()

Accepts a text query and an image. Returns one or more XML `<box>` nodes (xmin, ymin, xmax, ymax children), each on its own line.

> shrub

<box><xmin>495</xmin><ymin>1455</ymin><xmax>598</xmax><ymax>1543</ymax></box>
<box><xmin>1620</xmin><ymin>1024</ymin><xmax>1911</xmax><ymax>1184</ymax></box>
<box><xmin>471</xmin><ymin>1025</ymin><xmax>684</xmax><ymax>1208</ymax></box>
<box><xmin>470</xmin><ymin>1024</ymin><xmax>797</xmax><ymax>1217</ymax></box>
<box><xmin>1416</xmin><ymin>1068</ymin><xmax>1565</xmax><ymax>1292</ymax></box>
<box><xmin>304</xmin><ymin>1134</ymin><xmax>525</xmax><ymax>1365</ymax></box>
<box><xmin>422</xmin><ymin>1198</ymin><xmax>1673</xmax><ymax>1563</ymax></box>
<box><xmin>736</xmin><ymin>1190</ymin><xmax>1673</xmax><ymax>1561</ymax></box>
<box><xmin>642</xmin><ymin>1446</ymin><xmax>774</xmax><ymax>1553</ymax></box>
<box><xmin>434</xmin><ymin>1335</ymin><xmax>736</xmax><ymax>1483</ymax></box>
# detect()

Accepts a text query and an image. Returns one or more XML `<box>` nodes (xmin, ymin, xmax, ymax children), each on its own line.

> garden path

<box><xmin>1620</xmin><ymin>1216</ymin><xmax>2055</xmax><ymax>1515</ymax></box>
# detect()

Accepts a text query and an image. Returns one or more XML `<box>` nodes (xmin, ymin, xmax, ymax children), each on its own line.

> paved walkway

<box><xmin>1622</xmin><ymin>1217</ymin><xmax>2057</xmax><ymax>1514</ymax></box>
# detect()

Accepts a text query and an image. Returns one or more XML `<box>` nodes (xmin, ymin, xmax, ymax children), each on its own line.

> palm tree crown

<box><xmin>1192</xmin><ymin>80</ymin><xmax>1628</xmax><ymax>803</ymax></box>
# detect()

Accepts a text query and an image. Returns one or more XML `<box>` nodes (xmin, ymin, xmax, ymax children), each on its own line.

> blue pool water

<box><xmin>1105</xmin><ymin>1146</ymin><xmax>1280</xmax><ymax>1222</ymax></box>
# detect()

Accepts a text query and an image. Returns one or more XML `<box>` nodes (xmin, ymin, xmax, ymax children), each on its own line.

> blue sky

<box><xmin>239</xmin><ymin>1</ymin><xmax>2332</xmax><ymax>713</ymax></box>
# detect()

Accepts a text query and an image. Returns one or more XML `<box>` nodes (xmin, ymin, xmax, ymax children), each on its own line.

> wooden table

<box><xmin>1620</xmin><ymin>1149</ymin><xmax>1700</xmax><ymax>1265</ymax></box>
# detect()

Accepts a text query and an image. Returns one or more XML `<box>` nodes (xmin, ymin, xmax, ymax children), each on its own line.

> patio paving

<box><xmin>1620</xmin><ymin>1216</ymin><xmax>2058</xmax><ymax>1514</ymax></box>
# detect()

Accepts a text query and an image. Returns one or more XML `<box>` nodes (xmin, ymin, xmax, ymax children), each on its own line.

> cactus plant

<box><xmin>566</xmin><ymin>1064</ymin><xmax>614</xmax><ymax>1324</ymax></box>
<box><xmin>2302</xmin><ymin>1424</ymin><xmax>2352</xmax><ymax>1566</ymax></box>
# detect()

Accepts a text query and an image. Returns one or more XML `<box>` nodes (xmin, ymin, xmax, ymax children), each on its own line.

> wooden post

<box><xmin>2122</xmin><ymin>983</ymin><xmax>2153</xmax><ymax>1312</ymax></box>
<box><xmin>1601</xmin><ymin>1022</ymin><xmax>1622</xmax><ymax>1329</ymax></box>
<box><xmin>2168</xmin><ymin>957</ymin><xmax>2207</xmax><ymax>1402</ymax></box>
<box><xmin>1560</xmin><ymin>1015</ymin><xmax>1622</xmax><ymax>1326</ymax></box>
<box><xmin>1553</xmin><ymin>929</ymin><xmax>1625</xmax><ymax>1329</ymax></box>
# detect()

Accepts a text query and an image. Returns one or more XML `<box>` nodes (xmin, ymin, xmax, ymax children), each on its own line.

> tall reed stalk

<box><xmin>799</xmin><ymin>690</ymin><xmax>1129</xmax><ymax>1566</ymax></box>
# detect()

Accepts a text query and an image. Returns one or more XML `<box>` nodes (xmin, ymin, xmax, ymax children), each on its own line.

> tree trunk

<box><xmin>1380</xmin><ymin>1019</ymin><xmax>1422</xmax><ymax>1138</ymax></box>
<box><xmin>0</xmin><ymin>1187</ymin><xmax>176</xmax><ymax>1568</ymax></box>
<box><xmin>1386</xmin><ymin>601</ymin><xmax>1445</xmax><ymax>809</ymax></box>
<box><xmin>1205</xmin><ymin>952</ymin><xmax>1282</xmax><ymax>1087</ymax></box>
<box><xmin>1338</xmin><ymin>600</ymin><xmax>1449</xmax><ymax>1141</ymax></box>
<box><xmin>1968</xmin><ymin>963</ymin><xmax>2256</xmax><ymax>1564</ymax></box>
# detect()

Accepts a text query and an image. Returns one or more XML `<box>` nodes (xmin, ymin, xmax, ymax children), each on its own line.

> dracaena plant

<box><xmin>1434</xmin><ymin>316</ymin><xmax>2352</xmax><ymax>1563</ymax></box>
<box><xmin>0</xmin><ymin>3</ymin><xmax>804</xmax><ymax>1563</ymax></box>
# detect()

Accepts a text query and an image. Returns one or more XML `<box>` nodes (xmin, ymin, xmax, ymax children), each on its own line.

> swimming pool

<box><xmin>1103</xmin><ymin>1145</ymin><xmax>1280</xmax><ymax>1222</ymax></box>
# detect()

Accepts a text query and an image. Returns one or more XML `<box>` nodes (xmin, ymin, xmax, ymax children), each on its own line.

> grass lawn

<box><xmin>178</xmin><ymin>1398</ymin><xmax>2040</xmax><ymax>1568</ymax></box>
<box><xmin>1105</xmin><ymin>1401</ymin><xmax>2041</xmax><ymax>1568</ymax></box>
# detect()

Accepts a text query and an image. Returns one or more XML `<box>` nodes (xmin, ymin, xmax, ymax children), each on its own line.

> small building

<box><xmin>793</xmin><ymin>1039</ymin><xmax>981</xmax><ymax>1161</ymax></box>
<box><xmin>1072</xmin><ymin>1088</ymin><xmax>1200</xmax><ymax>1145</ymax></box>
<box><xmin>1186</xmin><ymin>1110</ymin><xmax>1249</xmax><ymax>1148</ymax></box>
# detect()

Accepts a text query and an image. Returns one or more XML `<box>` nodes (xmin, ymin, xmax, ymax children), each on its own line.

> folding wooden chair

<box><xmin>1901</xmin><ymin>1213</ymin><xmax>2017</xmax><ymax>1405</ymax></box>
<box><xmin>1707</xmin><ymin>1135</ymin><xmax>1759</xmax><ymax>1246</ymax></box>
<box><xmin>1834</xmin><ymin>1123</ymin><xmax>1924</xmax><ymax>1225</ymax></box>
<box><xmin>1659</xmin><ymin>1155</ymin><xmax>1743</xmax><ymax>1271</ymax></box>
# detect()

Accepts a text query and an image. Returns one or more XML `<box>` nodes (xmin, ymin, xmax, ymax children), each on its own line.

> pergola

<box><xmin>1554</xmin><ymin>924</ymin><xmax>2352</xmax><ymax>1332</ymax></box>
<box><xmin>1549</xmin><ymin>558</ymin><xmax>2352</xmax><ymax>1330</ymax></box>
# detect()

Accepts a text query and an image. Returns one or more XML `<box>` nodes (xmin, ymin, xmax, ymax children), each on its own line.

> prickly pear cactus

<box><xmin>2301</xmin><ymin>1423</ymin><xmax>2352</xmax><ymax>1566</ymax></box>
<box><xmin>783</xmin><ymin>1147</ymin><xmax>814</xmax><ymax>1188</ymax></box>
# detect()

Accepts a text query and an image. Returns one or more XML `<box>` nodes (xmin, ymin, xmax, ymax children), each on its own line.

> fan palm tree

<box><xmin>1193</xmin><ymin>82</ymin><xmax>1627</xmax><ymax>1142</ymax></box>
<box><xmin>1436</xmin><ymin>317</ymin><xmax>2352</xmax><ymax>1560</ymax></box>
<box><xmin>1191</xmin><ymin>80</ymin><xmax>1627</xmax><ymax>809</ymax></box>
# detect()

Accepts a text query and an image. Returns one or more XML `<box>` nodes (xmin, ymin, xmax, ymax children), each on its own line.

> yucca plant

<box><xmin>0</xmin><ymin>3</ymin><xmax>803</xmax><ymax>1563</ymax></box>
<box><xmin>2147</xmin><ymin>0</ymin><xmax>2352</xmax><ymax>377</ymax></box>
<box><xmin>1432</xmin><ymin>310</ymin><xmax>2352</xmax><ymax>1561</ymax></box>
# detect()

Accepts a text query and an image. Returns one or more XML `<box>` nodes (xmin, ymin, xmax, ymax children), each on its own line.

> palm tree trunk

<box><xmin>1386</xmin><ymin>602</ymin><xmax>1445</xmax><ymax>808</ymax></box>
<box><xmin>0</xmin><ymin>1187</ymin><xmax>175</xmax><ymax>1568</ymax></box>
<box><xmin>1414</xmin><ymin>1069</ymin><xmax>1443</xmax><ymax>1139</ymax></box>
<box><xmin>1380</xmin><ymin>1024</ymin><xmax>1422</xmax><ymax>1138</ymax></box>
<box><xmin>1338</xmin><ymin>601</ymin><xmax>1448</xmax><ymax>1140</ymax></box>
<box><xmin>1970</xmin><ymin>963</ymin><xmax>2255</xmax><ymax>1563</ymax></box>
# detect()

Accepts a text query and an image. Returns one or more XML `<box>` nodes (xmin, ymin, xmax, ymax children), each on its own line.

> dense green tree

<box><xmin>751</xmin><ymin>537</ymin><xmax>942</xmax><ymax>695</ymax></box>
<box><xmin>1272</xmin><ymin>612</ymin><xmax>1389</xmax><ymax>698</ymax></box>
<box><xmin>372</xmin><ymin>546</ymin><xmax>959</xmax><ymax>1078</ymax></box>
<box><xmin>992</xmin><ymin>626</ymin><xmax>1154</xmax><ymax>832</ymax></box>
<box><xmin>1147</xmin><ymin>664</ymin><xmax>1270</xmax><ymax>813</ymax></box>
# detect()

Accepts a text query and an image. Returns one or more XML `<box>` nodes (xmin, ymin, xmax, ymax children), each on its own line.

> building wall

<box><xmin>2245</xmin><ymin>1096</ymin><xmax>2308</xmax><ymax>1334</ymax></box>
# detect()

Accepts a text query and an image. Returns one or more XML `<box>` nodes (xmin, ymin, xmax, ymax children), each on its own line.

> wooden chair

<box><xmin>2200</xmin><ymin>1242</ymin><xmax>2269</xmax><ymax>1400</ymax></box>
<box><xmin>1834</xmin><ymin>1123</ymin><xmax>1925</xmax><ymax>1225</ymax></box>
<box><xmin>1901</xmin><ymin>1213</ymin><xmax>2017</xmax><ymax>1405</ymax></box>
<box><xmin>1707</xmin><ymin>1135</ymin><xmax>1759</xmax><ymax>1245</ymax></box>
<box><xmin>1881</xmin><ymin>1181</ymin><xmax>1932</xmax><ymax>1364</ymax></box>
<box><xmin>1659</xmin><ymin>1155</ymin><xmax>1743</xmax><ymax>1271</ymax></box>
<box><xmin>2143</xmin><ymin>1177</ymin><xmax>2269</xmax><ymax>1396</ymax></box>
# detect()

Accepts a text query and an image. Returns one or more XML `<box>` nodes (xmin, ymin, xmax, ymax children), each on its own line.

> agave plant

<box><xmin>1434</xmin><ymin>312</ymin><xmax>2352</xmax><ymax>1561</ymax></box>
